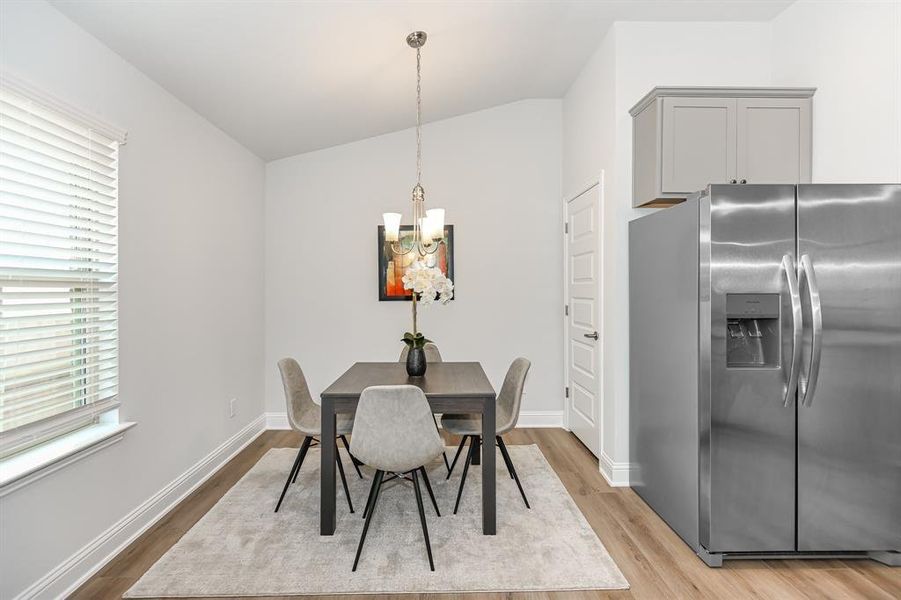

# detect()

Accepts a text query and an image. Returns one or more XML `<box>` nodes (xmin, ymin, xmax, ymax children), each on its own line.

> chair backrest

<box><xmin>398</xmin><ymin>342</ymin><xmax>443</xmax><ymax>363</ymax></box>
<box><xmin>277</xmin><ymin>358</ymin><xmax>317</xmax><ymax>434</ymax></box>
<box><xmin>350</xmin><ymin>385</ymin><xmax>444</xmax><ymax>473</ymax></box>
<box><xmin>496</xmin><ymin>357</ymin><xmax>531</xmax><ymax>434</ymax></box>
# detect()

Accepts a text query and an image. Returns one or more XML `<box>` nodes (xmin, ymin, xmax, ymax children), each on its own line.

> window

<box><xmin>0</xmin><ymin>78</ymin><xmax>125</xmax><ymax>459</ymax></box>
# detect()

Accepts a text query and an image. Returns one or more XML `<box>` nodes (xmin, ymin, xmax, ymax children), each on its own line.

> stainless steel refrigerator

<box><xmin>629</xmin><ymin>184</ymin><xmax>900</xmax><ymax>566</ymax></box>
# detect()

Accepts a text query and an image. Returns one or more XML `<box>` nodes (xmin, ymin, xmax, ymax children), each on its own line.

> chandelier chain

<box><xmin>416</xmin><ymin>46</ymin><xmax>422</xmax><ymax>185</ymax></box>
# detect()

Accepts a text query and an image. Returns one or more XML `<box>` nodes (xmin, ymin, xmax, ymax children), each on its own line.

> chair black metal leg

<box><xmin>497</xmin><ymin>436</ymin><xmax>530</xmax><ymax>509</ymax></box>
<box><xmin>275</xmin><ymin>436</ymin><xmax>312</xmax><ymax>512</ymax></box>
<box><xmin>412</xmin><ymin>469</ymin><xmax>435</xmax><ymax>571</ymax></box>
<box><xmin>419</xmin><ymin>466</ymin><xmax>440</xmax><ymax>516</ymax></box>
<box><xmin>446</xmin><ymin>435</ymin><xmax>468</xmax><ymax>480</ymax></box>
<box><xmin>292</xmin><ymin>435</ymin><xmax>314</xmax><ymax>484</ymax></box>
<box><xmin>497</xmin><ymin>436</ymin><xmax>515</xmax><ymax>479</ymax></box>
<box><xmin>431</xmin><ymin>414</ymin><xmax>451</xmax><ymax>475</ymax></box>
<box><xmin>471</xmin><ymin>435</ymin><xmax>481</xmax><ymax>465</ymax></box>
<box><xmin>340</xmin><ymin>434</ymin><xmax>364</xmax><ymax>478</ymax></box>
<box><xmin>353</xmin><ymin>470</ymin><xmax>384</xmax><ymax>571</ymax></box>
<box><xmin>453</xmin><ymin>436</ymin><xmax>477</xmax><ymax>514</ymax></box>
<box><xmin>336</xmin><ymin>443</ymin><xmax>354</xmax><ymax>513</ymax></box>
<box><xmin>275</xmin><ymin>447</ymin><xmax>304</xmax><ymax>513</ymax></box>
<box><xmin>361</xmin><ymin>468</ymin><xmax>380</xmax><ymax>519</ymax></box>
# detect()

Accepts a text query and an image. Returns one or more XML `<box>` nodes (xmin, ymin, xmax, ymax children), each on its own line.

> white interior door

<box><xmin>566</xmin><ymin>183</ymin><xmax>601</xmax><ymax>457</ymax></box>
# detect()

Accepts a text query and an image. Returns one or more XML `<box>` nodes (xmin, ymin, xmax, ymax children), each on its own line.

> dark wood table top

<box><xmin>320</xmin><ymin>361</ymin><xmax>495</xmax><ymax>400</ymax></box>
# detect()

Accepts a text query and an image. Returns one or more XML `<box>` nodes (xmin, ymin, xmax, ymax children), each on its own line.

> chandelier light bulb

<box><xmin>419</xmin><ymin>216</ymin><xmax>435</xmax><ymax>245</ymax></box>
<box><xmin>383</xmin><ymin>212</ymin><xmax>402</xmax><ymax>242</ymax></box>
<box><xmin>425</xmin><ymin>208</ymin><xmax>445</xmax><ymax>240</ymax></box>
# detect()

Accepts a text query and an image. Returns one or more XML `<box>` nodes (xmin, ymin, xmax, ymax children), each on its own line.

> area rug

<box><xmin>124</xmin><ymin>444</ymin><xmax>628</xmax><ymax>597</ymax></box>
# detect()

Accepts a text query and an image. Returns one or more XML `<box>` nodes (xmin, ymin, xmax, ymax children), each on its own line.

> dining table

<box><xmin>319</xmin><ymin>361</ymin><xmax>497</xmax><ymax>535</ymax></box>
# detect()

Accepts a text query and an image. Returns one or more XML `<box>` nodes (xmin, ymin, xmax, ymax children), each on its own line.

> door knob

<box><xmin>584</xmin><ymin>331</ymin><xmax>599</xmax><ymax>341</ymax></box>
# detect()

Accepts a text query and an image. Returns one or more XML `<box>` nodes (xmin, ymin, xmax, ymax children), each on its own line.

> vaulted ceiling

<box><xmin>52</xmin><ymin>1</ymin><xmax>792</xmax><ymax>160</ymax></box>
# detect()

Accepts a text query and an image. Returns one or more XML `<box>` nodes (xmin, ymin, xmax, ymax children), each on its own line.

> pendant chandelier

<box><xmin>382</xmin><ymin>31</ymin><xmax>445</xmax><ymax>256</ymax></box>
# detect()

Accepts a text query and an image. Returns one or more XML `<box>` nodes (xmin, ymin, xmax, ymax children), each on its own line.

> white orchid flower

<box><xmin>403</xmin><ymin>260</ymin><xmax>454</xmax><ymax>305</ymax></box>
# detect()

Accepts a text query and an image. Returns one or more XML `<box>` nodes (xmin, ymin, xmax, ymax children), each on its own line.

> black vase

<box><xmin>406</xmin><ymin>347</ymin><xmax>427</xmax><ymax>377</ymax></box>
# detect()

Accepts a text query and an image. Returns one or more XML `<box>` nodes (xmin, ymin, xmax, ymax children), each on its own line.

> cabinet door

<box><xmin>661</xmin><ymin>97</ymin><xmax>736</xmax><ymax>195</ymax></box>
<box><xmin>736</xmin><ymin>98</ymin><xmax>811</xmax><ymax>184</ymax></box>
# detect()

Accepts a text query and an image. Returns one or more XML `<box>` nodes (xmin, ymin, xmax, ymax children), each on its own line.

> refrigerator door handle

<box><xmin>782</xmin><ymin>254</ymin><xmax>803</xmax><ymax>407</ymax></box>
<box><xmin>799</xmin><ymin>254</ymin><xmax>823</xmax><ymax>407</ymax></box>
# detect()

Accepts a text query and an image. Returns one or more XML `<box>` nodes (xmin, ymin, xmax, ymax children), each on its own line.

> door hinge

<box><xmin>564</xmin><ymin>304</ymin><xmax>569</xmax><ymax>316</ymax></box>
<box><xmin>565</xmin><ymin>386</ymin><xmax>570</xmax><ymax>398</ymax></box>
<box><xmin>564</xmin><ymin>222</ymin><xmax>569</xmax><ymax>234</ymax></box>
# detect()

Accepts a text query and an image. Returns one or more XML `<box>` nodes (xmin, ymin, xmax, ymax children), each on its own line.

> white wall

<box><xmin>265</xmin><ymin>100</ymin><xmax>562</xmax><ymax>420</ymax></box>
<box><xmin>562</xmin><ymin>21</ymin><xmax>773</xmax><ymax>479</ymax></box>
<box><xmin>0</xmin><ymin>2</ymin><xmax>265</xmax><ymax>597</ymax></box>
<box><xmin>771</xmin><ymin>0</ymin><xmax>901</xmax><ymax>182</ymax></box>
<box><xmin>562</xmin><ymin>31</ymin><xmax>617</xmax><ymax>201</ymax></box>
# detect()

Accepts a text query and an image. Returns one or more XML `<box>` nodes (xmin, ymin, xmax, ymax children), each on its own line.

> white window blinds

<box><xmin>0</xmin><ymin>79</ymin><xmax>125</xmax><ymax>456</ymax></box>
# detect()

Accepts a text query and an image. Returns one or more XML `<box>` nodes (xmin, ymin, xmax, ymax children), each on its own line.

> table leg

<box><xmin>320</xmin><ymin>397</ymin><xmax>337</xmax><ymax>535</ymax></box>
<box><xmin>481</xmin><ymin>396</ymin><xmax>496</xmax><ymax>535</ymax></box>
<box><xmin>471</xmin><ymin>435</ymin><xmax>481</xmax><ymax>465</ymax></box>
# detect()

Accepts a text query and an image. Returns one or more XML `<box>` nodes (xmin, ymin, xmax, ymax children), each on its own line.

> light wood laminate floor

<box><xmin>73</xmin><ymin>428</ymin><xmax>901</xmax><ymax>599</ymax></box>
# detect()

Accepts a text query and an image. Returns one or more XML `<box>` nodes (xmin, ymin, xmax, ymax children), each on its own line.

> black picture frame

<box><xmin>377</xmin><ymin>225</ymin><xmax>454</xmax><ymax>301</ymax></box>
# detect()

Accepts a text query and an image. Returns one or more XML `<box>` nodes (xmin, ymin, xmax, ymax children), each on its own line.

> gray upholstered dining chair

<box><xmin>398</xmin><ymin>342</ymin><xmax>451</xmax><ymax>474</ymax></box>
<box><xmin>442</xmin><ymin>357</ymin><xmax>531</xmax><ymax>513</ymax></box>
<box><xmin>350</xmin><ymin>385</ymin><xmax>444</xmax><ymax>572</ymax></box>
<box><xmin>274</xmin><ymin>358</ymin><xmax>360</xmax><ymax>514</ymax></box>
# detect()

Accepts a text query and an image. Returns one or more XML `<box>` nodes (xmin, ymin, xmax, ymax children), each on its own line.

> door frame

<box><xmin>562</xmin><ymin>171</ymin><xmax>605</xmax><ymax>458</ymax></box>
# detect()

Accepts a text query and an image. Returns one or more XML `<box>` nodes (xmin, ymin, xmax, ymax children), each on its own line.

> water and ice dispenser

<box><xmin>726</xmin><ymin>294</ymin><xmax>780</xmax><ymax>368</ymax></box>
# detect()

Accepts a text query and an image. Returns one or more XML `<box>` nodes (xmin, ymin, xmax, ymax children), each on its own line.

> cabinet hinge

<box><xmin>565</xmin><ymin>386</ymin><xmax>570</xmax><ymax>398</ymax></box>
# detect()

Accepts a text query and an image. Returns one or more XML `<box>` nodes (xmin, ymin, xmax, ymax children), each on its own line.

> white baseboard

<box><xmin>264</xmin><ymin>410</ymin><xmax>565</xmax><ymax>430</ymax></box>
<box><xmin>516</xmin><ymin>410</ymin><xmax>565</xmax><ymax>428</ymax></box>
<box><xmin>16</xmin><ymin>415</ymin><xmax>266</xmax><ymax>600</ymax></box>
<box><xmin>265</xmin><ymin>411</ymin><xmax>290</xmax><ymax>430</ymax></box>
<box><xmin>599</xmin><ymin>451</ymin><xmax>633</xmax><ymax>487</ymax></box>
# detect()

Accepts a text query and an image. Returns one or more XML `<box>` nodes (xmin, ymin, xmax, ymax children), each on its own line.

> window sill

<box><xmin>0</xmin><ymin>421</ymin><xmax>136</xmax><ymax>497</ymax></box>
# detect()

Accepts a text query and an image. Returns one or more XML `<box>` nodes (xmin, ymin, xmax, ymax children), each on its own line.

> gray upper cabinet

<box><xmin>631</xmin><ymin>87</ymin><xmax>815</xmax><ymax>207</ymax></box>
<box><xmin>661</xmin><ymin>97</ymin><xmax>736</xmax><ymax>196</ymax></box>
<box><xmin>736</xmin><ymin>98</ymin><xmax>811</xmax><ymax>185</ymax></box>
